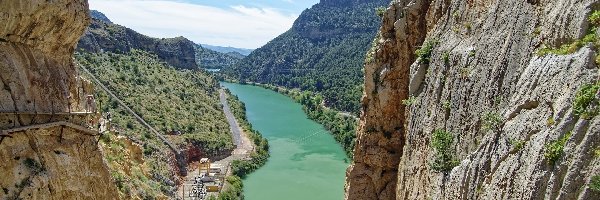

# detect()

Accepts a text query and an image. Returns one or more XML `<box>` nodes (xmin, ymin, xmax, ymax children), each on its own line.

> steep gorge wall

<box><xmin>0</xmin><ymin>0</ymin><xmax>118</xmax><ymax>199</ymax></box>
<box><xmin>77</xmin><ymin>17</ymin><xmax>198</xmax><ymax>70</ymax></box>
<box><xmin>346</xmin><ymin>0</ymin><xmax>600</xmax><ymax>199</ymax></box>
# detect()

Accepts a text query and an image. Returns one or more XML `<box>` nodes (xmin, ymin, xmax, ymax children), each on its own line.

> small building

<box><xmin>209</xmin><ymin>164</ymin><xmax>223</xmax><ymax>174</ymax></box>
<box><xmin>206</xmin><ymin>185</ymin><xmax>220</xmax><ymax>192</ymax></box>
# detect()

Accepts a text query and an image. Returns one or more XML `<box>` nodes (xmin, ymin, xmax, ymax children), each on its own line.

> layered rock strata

<box><xmin>346</xmin><ymin>0</ymin><xmax>600</xmax><ymax>199</ymax></box>
<box><xmin>0</xmin><ymin>1</ymin><xmax>119</xmax><ymax>199</ymax></box>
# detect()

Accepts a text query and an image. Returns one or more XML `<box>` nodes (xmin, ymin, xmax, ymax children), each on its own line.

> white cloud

<box><xmin>88</xmin><ymin>0</ymin><xmax>298</xmax><ymax>49</ymax></box>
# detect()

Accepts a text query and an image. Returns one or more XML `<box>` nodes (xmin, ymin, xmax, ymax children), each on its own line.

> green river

<box><xmin>222</xmin><ymin>82</ymin><xmax>348</xmax><ymax>200</ymax></box>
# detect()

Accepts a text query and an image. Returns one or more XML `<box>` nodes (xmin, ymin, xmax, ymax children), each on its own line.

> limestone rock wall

<box><xmin>0</xmin><ymin>0</ymin><xmax>92</xmax><ymax>120</ymax></box>
<box><xmin>346</xmin><ymin>0</ymin><xmax>600</xmax><ymax>199</ymax></box>
<box><xmin>0</xmin><ymin>0</ymin><xmax>119</xmax><ymax>199</ymax></box>
<box><xmin>0</xmin><ymin>127</ymin><xmax>117</xmax><ymax>199</ymax></box>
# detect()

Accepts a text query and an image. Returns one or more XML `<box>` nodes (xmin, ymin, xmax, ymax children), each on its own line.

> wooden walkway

<box><xmin>0</xmin><ymin>111</ymin><xmax>94</xmax><ymax>115</ymax></box>
<box><xmin>0</xmin><ymin>121</ymin><xmax>98</xmax><ymax>136</ymax></box>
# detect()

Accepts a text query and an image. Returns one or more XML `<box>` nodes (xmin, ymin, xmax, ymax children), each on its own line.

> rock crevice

<box><xmin>346</xmin><ymin>0</ymin><xmax>600</xmax><ymax>199</ymax></box>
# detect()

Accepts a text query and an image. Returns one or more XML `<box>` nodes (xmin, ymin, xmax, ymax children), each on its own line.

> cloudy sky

<box><xmin>89</xmin><ymin>0</ymin><xmax>320</xmax><ymax>49</ymax></box>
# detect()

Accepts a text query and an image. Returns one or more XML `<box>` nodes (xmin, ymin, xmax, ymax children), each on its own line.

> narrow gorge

<box><xmin>2</xmin><ymin>0</ymin><xmax>600</xmax><ymax>199</ymax></box>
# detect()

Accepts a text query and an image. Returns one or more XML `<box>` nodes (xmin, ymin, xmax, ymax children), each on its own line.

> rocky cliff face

<box><xmin>346</xmin><ymin>0</ymin><xmax>600</xmax><ymax>199</ymax></box>
<box><xmin>77</xmin><ymin>15</ymin><xmax>198</xmax><ymax>70</ymax></box>
<box><xmin>0</xmin><ymin>0</ymin><xmax>118</xmax><ymax>199</ymax></box>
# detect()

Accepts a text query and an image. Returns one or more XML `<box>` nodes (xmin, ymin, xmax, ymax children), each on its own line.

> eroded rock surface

<box><xmin>0</xmin><ymin>0</ymin><xmax>119</xmax><ymax>199</ymax></box>
<box><xmin>346</xmin><ymin>0</ymin><xmax>600</xmax><ymax>199</ymax></box>
<box><xmin>0</xmin><ymin>127</ymin><xmax>117</xmax><ymax>199</ymax></box>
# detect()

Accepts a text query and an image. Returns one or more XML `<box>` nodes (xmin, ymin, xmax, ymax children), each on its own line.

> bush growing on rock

<box><xmin>415</xmin><ymin>40</ymin><xmax>438</xmax><ymax>64</ymax></box>
<box><xmin>430</xmin><ymin>129</ymin><xmax>458</xmax><ymax>172</ymax></box>
<box><xmin>573</xmin><ymin>81</ymin><xmax>600</xmax><ymax>119</ymax></box>
<box><xmin>590</xmin><ymin>175</ymin><xmax>600</xmax><ymax>192</ymax></box>
<box><xmin>544</xmin><ymin>132</ymin><xmax>571</xmax><ymax>165</ymax></box>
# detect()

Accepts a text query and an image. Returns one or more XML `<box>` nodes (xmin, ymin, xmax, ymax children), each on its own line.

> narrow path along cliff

<box><xmin>176</xmin><ymin>88</ymin><xmax>254</xmax><ymax>198</ymax></box>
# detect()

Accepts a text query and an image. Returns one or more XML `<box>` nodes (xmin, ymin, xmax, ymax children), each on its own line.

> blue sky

<box><xmin>89</xmin><ymin>0</ymin><xmax>320</xmax><ymax>49</ymax></box>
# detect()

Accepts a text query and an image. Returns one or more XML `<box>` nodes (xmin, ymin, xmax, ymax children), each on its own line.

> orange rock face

<box><xmin>0</xmin><ymin>1</ymin><xmax>120</xmax><ymax>199</ymax></box>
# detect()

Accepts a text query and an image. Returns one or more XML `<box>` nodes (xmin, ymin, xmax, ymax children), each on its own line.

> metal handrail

<box><xmin>0</xmin><ymin>121</ymin><xmax>99</xmax><ymax>136</ymax></box>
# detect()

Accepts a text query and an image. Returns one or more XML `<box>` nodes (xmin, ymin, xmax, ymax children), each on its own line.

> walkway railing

<box><xmin>0</xmin><ymin>121</ymin><xmax>99</xmax><ymax>136</ymax></box>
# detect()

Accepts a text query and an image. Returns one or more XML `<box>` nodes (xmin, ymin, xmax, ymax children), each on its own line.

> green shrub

<box><xmin>460</xmin><ymin>67</ymin><xmax>471</xmax><ymax>78</ymax></box>
<box><xmin>481</xmin><ymin>112</ymin><xmax>503</xmax><ymax>132</ymax></box>
<box><xmin>430</xmin><ymin>129</ymin><xmax>459</xmax><ymax>172</ymax></box>
<box><xmin>590</xmin><ymin>10</ymin><xmax>600</xmax><ymax>26</ymax></box>
<box><xmin>442</xmin><ymin>52</ymin><xmax>450</xmax><ymax>64</ymax></box>
<box><xmin>452</xmin><ymin>11</ymin><xmax>459</xmax><ymax>20</ymax></box>
<box><xmin>464</xmin><ymin>23</ymin><xmax>472</xmax><ymax>32</ymax></box>
<box><xmin>366</xmin><ymin>33</ymin><xmax>381</xmax><ymax>64</ymax></box>
<box><xmin>402</xmin><ymin>96</ymin><xmax>417</xmax><ymax>106</ymax></box>
<box><xmin>509</xmin><ymin>139</ymin><xmax>525</xmax><ymax>151</ymax></box>
<box><xmin>595</xmin><ymin>147</ymin><xmax>600</xmax><ymax>158</ymax></box>
<box><xmin>544</xmin><ymin>132</ymin><xmax>571</xmax><ymax>165</ymax></box>
<box><xmin>442</xmin><ymin>101</ymin><xmax>451</xmax><ymax>110</ymax></box>
<box><xmin>537</xmin><ymin>32</ymin><xmax>597</xmax><ymax>56</ymax></box>
<box><xmin>546</xmin><ymin>117</ymin><xmax>555</xmax><ymax>127</ymax></box>
<box><xmin>537</xmin><ymin>10</ymin><xmax>598</xmax><ymax>57</ymax></box>
<box><xmin>591</xmin><ymin>175</ymin><xmax>600</xmax><ymax>192</ymax></box>
<box><xmin>468</xmin><ymin>50</ymin><xmax>476</xmax><ymax>57</ymax></box>
<box><xmin>212</xmin><ymin>176</ymin><xmax>244</xmax><ymax>200</ymax></box>
<box><xmin>415</xmin><ymin>40</ymin><xmax>438</xmax><ymax>64</ymax></box>
<box><xmin>532</xmin><ymin>27</ymin><xmax>542</xmax><ymax>36</ymax></box>
<box><xmin>573</xmin><ymin>81</ymin><xmax>600</xmax><ymax>119</ymax></box>
<box><xmin>375</xmin><ymin>7</ymin><xmax>386</xmax><ymax>18</ymax></box>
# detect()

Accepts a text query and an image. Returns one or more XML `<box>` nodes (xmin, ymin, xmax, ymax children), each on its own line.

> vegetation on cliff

<box><xmin>77</xmin><ymin>12</ymin><xmax>198</xmax><ymax>70</ymax></box>
<box><xmin>77</xmin><ymin>50</ymin><xmax>233</xmax><ymax>152</ymax></box>
<box><xmin>430</xmin><ymin>130</ymin><xmax>458</xmax><ymax>172</ymax></box>
<box><xmin>76</xmin><ymin>50</ymin><xmax>234</xmax><ymax>198</ymax></box>
<box><xmin>98</xmin><ymin>130</ymin><xmax>174</xmax><ymax>199</ymax></box>
<box><xmin>222</xmin><ymin>0</ymin><xmax>389</xmax><ymax>114</ymax></box>
<box><xmin>537</xmin><ymin>10</ymin><xmax>600</xmax><ymax>65</ymax></box>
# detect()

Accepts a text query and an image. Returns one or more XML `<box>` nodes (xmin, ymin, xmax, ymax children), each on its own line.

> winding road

<box><xmin>220</xmin><ymin>89</ymin><xmax>242</xmax><ymax>147</ymax></box>
<box><xmin>177</xmin><ymin>88</ymin><xmax>253</xmax><ymax>199</ymax></box>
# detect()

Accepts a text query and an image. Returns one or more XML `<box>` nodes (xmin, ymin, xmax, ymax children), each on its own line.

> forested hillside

<box><xmin>75</xmin><ymin>50</ymin><xmax>233</xmax><ymax>198</ymax></box>
<box><xmin>77</xmin><ymin>13</ymin><xmax>198</xmax><ymax>70</ymax></box>
<box><xmin>77</xmin><ymin>50</ymin><xmax>232</xmax><ymax>152</ymax></box>
<box><xmin>222</xmin><ymin>0</ymin><xmax>388</xmax><ymax>114</ymax></box>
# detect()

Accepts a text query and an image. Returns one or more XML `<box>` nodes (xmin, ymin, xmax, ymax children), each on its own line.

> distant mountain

<box><xmin>77</xmin><ymin>11</ymin><xmax>198</xmax><ymax>70</ymax></box>
<box><xmin>195</xmin><ymin>44</ymin><xmax>243</xmax><ymax>69</ymax></box>
<box><xmin>222</xmin><ymin>0</ymin><xmax>389</xmax><ymax>114</ymax></box>
<box><xmin>90</xmin><ymin>10</ymin><xmax>112</xmax><ymax>23</ymax></box>
<box><xmin>200</xmin><ymin>44</ymin><xmax>253</xmax><ymax>56</ymax></box>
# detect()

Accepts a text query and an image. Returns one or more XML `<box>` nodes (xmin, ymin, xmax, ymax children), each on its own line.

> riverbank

<box><xmin>211</xmin><ymin>88</ymin><xmax>270</xmax><ymax>199</ymax></box>
<box><xmin>222</xmin><ymin>79</ymin><xmax>358</xmax><ymax>158</ymax></box>
<box><xmin>177</xmin><ymin>89</ymin><xmax>268</xmax><ymax>199</ymax></box>
<box><xmin>221</xmin><ymin>82</ymin><xmax>347</xmax><ymax>200</ymax></box>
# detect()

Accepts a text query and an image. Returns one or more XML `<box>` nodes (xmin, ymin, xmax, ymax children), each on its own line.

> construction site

<box><xmin>180</xmin><ymin>158</ymin><xmax>225</xmax><ymax>199</ymax></box>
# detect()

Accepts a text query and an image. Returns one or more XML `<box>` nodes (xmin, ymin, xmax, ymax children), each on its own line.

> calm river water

<box><xmin>222</xmin><ymin>82</ymin><xmax>348</xmax><ymax>200</ymax></box>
